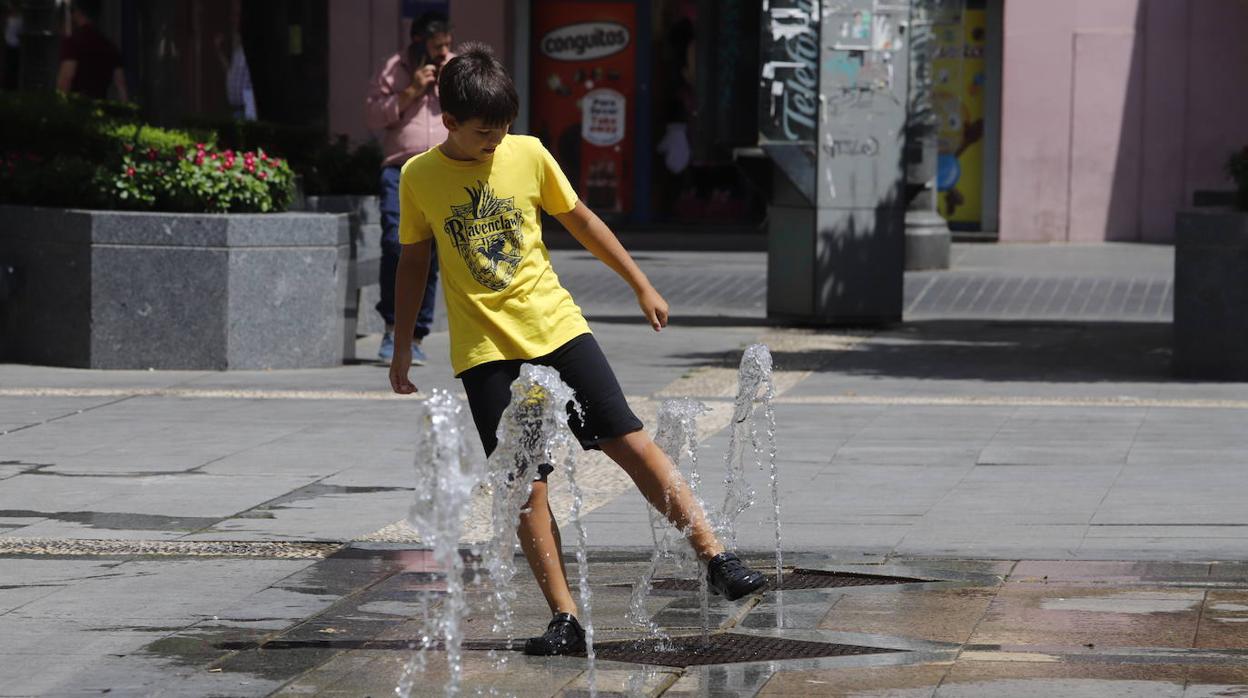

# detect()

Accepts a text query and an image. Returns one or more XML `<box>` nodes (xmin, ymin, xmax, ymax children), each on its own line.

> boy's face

<box><xmin>444</xmin><ymin>116</ymin><xmax>510</xmax><ymax>161</ymax></box>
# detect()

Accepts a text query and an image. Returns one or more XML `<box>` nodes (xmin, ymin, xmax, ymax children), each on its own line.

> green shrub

<box><xmin>102</xmin><ymin>144</ymin><xmax>295</xmax><ymax>213</ymax></box>
<box><xmin>304</xmin><ymin>135</ymin><xmax>384</xmax><ymax>196</ymax></box>
<box><xmin>0</xmin><ymin>91</ymin><xmax>211</xmax><ymax>163</ymax></box>
<box><xmin>0</xmin><ymin>152</ymin><xmax>106</xmax><ymax>209</ymax></box>
<box><xmin>183</xmin><ymin>117</ymin><xmax>384</xmax><ymax>195</ymax></box>
<box><xmin>0</xmin><ymin>92</ymin><xmax>296</xmax><ymax>213</ymax></box>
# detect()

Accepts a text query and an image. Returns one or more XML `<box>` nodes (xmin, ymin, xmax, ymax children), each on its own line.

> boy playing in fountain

<box><xmin>388</xmin><ymin>43</ymin><xmax>766</xmax><ymax>655</ymax></box>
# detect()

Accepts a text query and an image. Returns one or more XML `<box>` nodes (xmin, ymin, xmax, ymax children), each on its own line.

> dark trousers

<box><xmin>378</xmin><ymin>165</ymin><xmax>437</xmax><ymax>337</ymax></box>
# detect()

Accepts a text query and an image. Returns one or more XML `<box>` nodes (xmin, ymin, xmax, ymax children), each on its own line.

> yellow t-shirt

<box><xmin>399</xmin><ymin>134</ymin><xmax>591</xmax><ymax>375</ymax></box>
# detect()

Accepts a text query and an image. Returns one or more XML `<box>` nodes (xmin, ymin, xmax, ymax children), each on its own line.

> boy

<box><xmin>388</xmin><ymin>43</ymin><xmax>766</xmax><ymax>656</ymax></box>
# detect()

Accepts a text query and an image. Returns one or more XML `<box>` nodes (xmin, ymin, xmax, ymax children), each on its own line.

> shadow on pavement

<box><xmin>584</xmin><ymin>313</ymin><xmax>776</xmax><ymax>328</ymax></box>
<box><xmin>673</xmin><ymin>320</ymin><xmax>1180</xmax><ymax>384</ymax></box>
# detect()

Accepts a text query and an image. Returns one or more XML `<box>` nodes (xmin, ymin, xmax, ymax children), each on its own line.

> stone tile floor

<box><xmin>4</xmin><ymin>242</ymin><xmax>1248</xmax><ymax>696</ymax></box>
<box><xmin>5</xmin><ymin>547</ymin><xmax>1242</xmax><ymax>696</ymax></box>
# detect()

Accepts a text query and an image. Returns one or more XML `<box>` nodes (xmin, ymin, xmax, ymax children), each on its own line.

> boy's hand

<box><xmin>389</xmin><ymin>353</ymin><xmax>418</xmax><ymax>394</ymax></box>
<box><xmin>637</xmin><ymin>287</ymin><xmax>669</xmax><ymax>332</ymax></box>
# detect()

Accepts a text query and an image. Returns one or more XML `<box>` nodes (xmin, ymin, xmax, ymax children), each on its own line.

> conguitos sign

<box><xmin>539</xmin><ymin>22</ymin><xmax>630</xmax><ymax>61</ymax></box>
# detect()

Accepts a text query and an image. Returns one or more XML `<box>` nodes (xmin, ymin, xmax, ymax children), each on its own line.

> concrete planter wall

<box><xmin>0</xmin><ymin>205</ymin><xmax>348</xmax><ymax>370</ymax></box>
<box><xmin>1174</xmin><ymin>209</ymin><xmax>1248</xmax><ymax>380</ymax></box>
<box><xmin>303</xmin><ymin>195</ymin><xmax>384</xmax><ymax>355</ymax></box>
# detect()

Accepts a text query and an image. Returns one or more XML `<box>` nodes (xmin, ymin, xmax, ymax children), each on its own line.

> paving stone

<box><xmin>756</xmin><ymin>662</ymin><xmax>948</xmax><ymax>697</ymax></box>
<box><xmin>1007</xmin><ymin>561</ymin><xmax>1212</xmax><ymax>584</ymax></box>
<box><xmin>1195</xmin><ymin>591</ymin><xmax>1248</xmax><ymax>649</ymax></box>
<box><xmin>819</xmin><ymin>585</ymin><xmax>999</xmax><ymax>644</ymax></box>
<box><xmin>1076</xmin><ymin>538</ymin><xmax>1248</xmax><ymax>561</ymax></box>
<box><xmin>936</xmin><ymin>661</ymin><xmax>1186</xmax><ymax>698</ymax></box>
<box><xmin>895</xmin><ymin>525</ymin><xmax>1089</xmax><ymax>559</ymax></box>
<box><xmin>968</xmin><ymin>585</ymin><xmax>1205</xmax><ymax>649</ymax></box>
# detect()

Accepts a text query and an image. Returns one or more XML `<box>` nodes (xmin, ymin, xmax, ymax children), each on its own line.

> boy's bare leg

<box><xmin>601</xmin><ymin>430</ymin><xmax>725</xmax><ymax>560</ymax></box>
<box><xmin>517</xmin><ymin>479</ymin><xmax>579</xmax><ymax>616</ymax></box>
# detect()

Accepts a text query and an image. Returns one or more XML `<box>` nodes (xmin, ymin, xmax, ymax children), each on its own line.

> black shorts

<box><xmin>460</xmin><ymin>333</ymin><xmax>644</xmax><ymax>477</ymax></box>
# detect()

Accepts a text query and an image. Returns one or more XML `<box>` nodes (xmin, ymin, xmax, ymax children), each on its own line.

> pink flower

<box><xmin>210</xmin><ymin>153</ymin><xmax>218</xmax><ymax>161</ymax></box>
<box><xmin>123</xmin><ymin>144</ymin><xmax>134</xmax><ymax>153</ymax></box>
<box><xmin>147</xmin><ymin>148</ymin><xmax>158</xmax><ymax>161</ymax></box>
<box><xmin>245</xmin><ymin>164</ymin><xmax>255</xmax><ymax>173</ymax></box>
<box><xmin>196</xmin><ymin>142</ymin><xmax>206</xmax><ymax>151</ymax></box>
<box><xmin>258</xmin><ymin>171</ymin><xmax>268</xmax><ymax>180</ymax></box>
<box><xmin>194</xmin><ymin>154</ymin><xmax>205</xmax><ymax>166</ymax></box>
<box><xmin>125</xmin><ymin>167</ymin><xmax>136</xmax><ymax>177</ymax></box>
<box><xmin>223</xmin><ymin>149</ymin><xmax>234</xmax><ymax>159</ymax></box>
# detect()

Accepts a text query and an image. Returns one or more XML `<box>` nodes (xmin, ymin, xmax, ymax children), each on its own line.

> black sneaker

<box><xmin>706</xmin><ymin>552</ymin><xmax>767</xmax><ymax>601</ymax></box>
<box><xmin>523</xmin><ymin>612</ymin><xmax>586</xmax><ymax>656</ymax></box>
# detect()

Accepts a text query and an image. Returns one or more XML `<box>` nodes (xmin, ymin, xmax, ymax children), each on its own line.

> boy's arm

<box><xmin>388</xmin><ymin>239</ymin><xmax>433</xmax><ymax>394</ymax></box>
<box><xmin>554</xmin><ymin>202</ymin><xmax>668</xmax><ymax>332</ymax></box>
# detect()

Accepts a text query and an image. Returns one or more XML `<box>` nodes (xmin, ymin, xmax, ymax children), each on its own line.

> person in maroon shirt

<box><xmin>56</xmin><ymin>0</ymin><xmax>127</xmax><ymax>101</ymax></box>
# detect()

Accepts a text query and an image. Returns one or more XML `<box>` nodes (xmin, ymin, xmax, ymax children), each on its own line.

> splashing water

<box><xmin>628</xmin><ymin>398</ymin><xmax>710</xmax><ymax>645</ymax></box>
<box><xmin>630</xmin><ymin>345</ymin><xmax>786</xmax><ymax>641</ymax></box>
<box><xmin>720</xmin><ymin>345</ymin><xmax>781</xmax><ymax>564</ymax></box>
<box><xmin>478</xmin><ymin>370</ymin><xmax>552</xmax><ymax>664</ymax></box>
<box><xmin>397</xmin><ymin>390</ymin><xmax>485</xmax><ymax>698</ymax></box>
<box><xmin>736</xmin><ymin>345</ymin><xmax>783</xmax><ymax>622</ymax></box>
<box><xmin>482</xmin><ymin>365</ymin><xmax>597</xmax><ymax>694</ymax></box>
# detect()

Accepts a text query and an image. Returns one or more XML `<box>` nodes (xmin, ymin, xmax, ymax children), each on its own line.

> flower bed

<box><xmin>0</xmin><ymin>92</ymin><xmax>294</xmax><ymax>213</ymax></box>
<box><xmin>107</xmin><ymin>143</ymin><xmax>293</xmax><ymax>213</ymax></box>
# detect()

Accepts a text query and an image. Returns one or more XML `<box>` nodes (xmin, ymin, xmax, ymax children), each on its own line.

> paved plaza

<box><xmin>2</xmin><ymin>243</ymin><xmax>1247</xmax><ymax>696</ymax></box>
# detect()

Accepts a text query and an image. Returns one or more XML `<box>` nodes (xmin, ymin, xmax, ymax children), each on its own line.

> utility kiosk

<box><xmin>759</xmin><ymin>0</ymin><xmax>911</xmax><ymax>324</ymax></box>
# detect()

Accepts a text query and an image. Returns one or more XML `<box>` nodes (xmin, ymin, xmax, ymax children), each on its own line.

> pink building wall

<box><xmin>327</xmin><ymin>0</ymin><xmax>513</xmax><ymax>146</ymax></box>
<box><xmin>1000</xmin><ymin>0</ymin><xmax>1248</xmax><ymax>243</ymax></box>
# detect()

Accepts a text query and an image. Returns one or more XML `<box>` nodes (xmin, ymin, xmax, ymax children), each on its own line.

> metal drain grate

<box><xmin>650</xmin><ymin>568</ymin><xmax>928</xmax><ymax>592</ymax></box>
<box><xmin>0</xmin><ymin>538</ymin><xmax>342</xmax><ymax>559</ymax></box>
<box><xmin>573</xmin><ymin>633</ymin><xmax>902</xmax><ymax>668</ymax></box>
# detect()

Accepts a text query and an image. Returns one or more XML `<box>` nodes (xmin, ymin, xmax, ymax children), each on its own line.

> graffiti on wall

<box><xmin>759</xmin><ymin>0</ymin><xmax>821</xmax><ymax>143</ymax></box>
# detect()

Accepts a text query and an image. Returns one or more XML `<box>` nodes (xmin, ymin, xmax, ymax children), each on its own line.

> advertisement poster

<box><xmin>531</xmin><ymin>2</ymin><xmax>636</xmax><ymax>214</ymax></box>
<box><xmin>933</xmin><ymin>6</ymin><xmax>986</xmax><ymax>226</ymax></box>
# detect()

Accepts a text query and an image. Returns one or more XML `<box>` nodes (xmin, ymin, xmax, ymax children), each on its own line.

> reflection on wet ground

<box><xmin>0</xmin><ymin>509</ymin><xmax>222</xmax><ymax>532</ymax></box>
<box><xmin>4</xmin><ymin>548</ymin><xmax>1247</xmax><ymax>696</ymax></box>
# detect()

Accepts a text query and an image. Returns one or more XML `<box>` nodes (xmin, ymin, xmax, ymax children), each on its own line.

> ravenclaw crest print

<box><xmin>443</xmin><ymin>180</ymin><xmax>525</xmax><ymax>291</ymax></box>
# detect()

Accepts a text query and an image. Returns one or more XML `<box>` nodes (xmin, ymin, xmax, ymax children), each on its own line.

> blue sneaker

<box><xmin>411</xmin><ymin>343</ymin><xmax>428</xmax><ymax>366</ymax></box>
<box><xmin>378</xmin><ymin>332</ymin><xmax>394</xmax><ymax>361</ymax></box>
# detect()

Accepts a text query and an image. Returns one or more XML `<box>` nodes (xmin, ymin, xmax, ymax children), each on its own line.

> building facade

<box><xmin>68</xmin><ymin>0</ymin><xmax>1248</xmax><ymax>242</ymax></box>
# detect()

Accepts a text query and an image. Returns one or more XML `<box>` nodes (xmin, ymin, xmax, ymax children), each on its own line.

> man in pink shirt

<box><xmin>365</xmin><ymin>12</ymin><xmax>453</xmax><ymax>364</ymax></box>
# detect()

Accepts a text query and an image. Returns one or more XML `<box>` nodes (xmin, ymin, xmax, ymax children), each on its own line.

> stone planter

<box><xmin>1174</xmin><ymin>208</ymin><xmax>1248</xmax><ymax>380</ymax></box>
<box><xmin>303</xmin><ymin>194</ymin><xmax>384</xmax><ymax>358</ymax></box>
<box><xmin>0</xmin><ymin>205</ymin><xmax>348</xmax><ymax>370</ymax></box>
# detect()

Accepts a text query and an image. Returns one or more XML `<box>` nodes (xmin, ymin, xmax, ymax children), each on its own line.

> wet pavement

<box><xmin>3</xmin><ymin>243</ymin><xmax>1248</xmax><ymax>695</ymax></box>
<box><xmin>3</xmin><ymin>547</ymin><xmax>1246</xmax><ymax>696</ymax></box>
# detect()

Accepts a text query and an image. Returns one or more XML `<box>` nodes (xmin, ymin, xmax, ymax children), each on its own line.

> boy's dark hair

<box><xmin>72</xmin><ymin>0</ymin><xmax>103</xmax><ymax>19</ymax></box>
<box><xmin>411</xmin><ymin>11</ymin><xmax>450</xmax><ymax>39</ymax></box>
<box><xmin>438</xmin><ymin>42</ymin><xmax>519</xmax><ymax>126</ymax></box>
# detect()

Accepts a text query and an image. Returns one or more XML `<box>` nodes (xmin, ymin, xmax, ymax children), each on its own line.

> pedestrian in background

<box><xmin>365</xmin><ymin>11</ymin><xmax>454</xmax><ymax>364</ymax></box>
<box><xmin>213</xmin><ymin>0</ymin><xmax>256</xmax><ymax>124</ymax></box>
<box><xmin>2</xmin><ymin>1</ymin><xmax>20</xmax><ymax>91</ymax></box>
<box><xmin>56</xmin><ymin>0</ymin><xmax>126</xmax><ymax>102</ymax></box>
